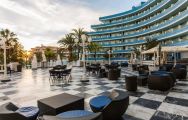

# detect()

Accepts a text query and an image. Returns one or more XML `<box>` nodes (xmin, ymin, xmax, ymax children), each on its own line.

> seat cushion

<box><xmin>16</xmin><ymin>106</ymin><xmax>39</xmax><ymax>118</ymax></box>
<box><xmin>58</xmin><ymin>110</ymin><xmax>93</xmax><ymax>118</ymax></box>
<box><xmin>89</xmin><ymin>96</ymin><xmax>111</xmax><ymax>112</ymax></box>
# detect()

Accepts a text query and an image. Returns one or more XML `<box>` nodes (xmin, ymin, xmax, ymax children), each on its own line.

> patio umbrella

<box><xmin>32</xmin><ymin>54</ymin><xmax>37</xmax><ymax>70</ymax></box>
<box><xmin>42</xmin><ymin>51</ymin><xmax>47</xmax><ymax>62</ymax></box>
<box><xmin>50</xmin><ymin>60</ymin><xmax>53</xmax><ymax>67</ymax></box>
<box><xmin>56</xmin><ymin>54</ymin><xmax>62</xmax><ymax>65</ymax></box>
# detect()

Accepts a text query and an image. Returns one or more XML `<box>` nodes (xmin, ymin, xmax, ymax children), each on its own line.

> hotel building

<box><xmin>88</xmin><ymin>0</ymin><xmax>188</xmax><ymax>62</ymax></box>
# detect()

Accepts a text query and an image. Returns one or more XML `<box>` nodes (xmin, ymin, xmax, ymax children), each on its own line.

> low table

<box><xmin>37</xmin><ymin>93</ymin><xmax>84</xmax><ymax>115</ymax></box>
<box><xmin>125</xmin><ymin>75</ymin><xmax>137</xmax><ymax>91</ymax></box>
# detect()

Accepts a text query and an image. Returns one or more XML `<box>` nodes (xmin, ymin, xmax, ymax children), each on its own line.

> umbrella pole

<box><xmin>154</xmin><ymin>52</ymin><xmax>156</xmax><ymax>67</ymax></box>
<box><xmin>174</xmin><ymin>51</ymin><xmax>176</xmax><ymax>67</ymax></box>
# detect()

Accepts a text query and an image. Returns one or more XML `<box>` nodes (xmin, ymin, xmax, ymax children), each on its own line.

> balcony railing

<box><xmin>87</xmin><ymin>57</ymin><xmax>128</xmax><ymax>61</ymax></box>
<box><xmin>166</xmin><ymin>41</ymin><xmax>188</xmax><ymax>47</ymax></box>
<box><xmin>92</xmin><ymin>7</ymin><xmax>188</xmax><ymax>42</ymax></box>
<box><xmin>90</xmin><ymin>0</ymin><xmax>187</xmax><ymax>36</ymax></box>
<box><xmin>156</xmin><ymin>25</ymin><xmax>188</xmax><ymax>41</ymax></box>
<box><xmin>94</xmin><ymin>25</ymin><xmax>188</xmax><ymax>50</ymax></box>
<box><xmin>99</xmin><ymin>0</ymin><xmax>156</xmax><ymax>21</ymax></box>
<box><xmin>102</xmin><ymin>40</ymin><xmax>145</xmax><ymax>47</ymax></box>
<box><xmin>89</xmin><ymin>49</ymin><xmax>132</xmax><ymax>55</ymax></box>
<box><xmin>92</xmin><ymin>0</ymin><xmax>170</xmax><ymax>29</ymax></box>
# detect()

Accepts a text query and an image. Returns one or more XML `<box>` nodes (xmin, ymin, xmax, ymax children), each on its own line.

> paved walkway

<box><xmin>0</xmin><ymin>67</ymin><xmax>188</xmax><ymax>120</ymax></box>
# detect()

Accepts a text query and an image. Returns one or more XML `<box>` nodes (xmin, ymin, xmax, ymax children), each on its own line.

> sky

<box><xmin>0</xmin><ymin>0</ymin><xmax>147</xmax><ymax>50</ymax></box>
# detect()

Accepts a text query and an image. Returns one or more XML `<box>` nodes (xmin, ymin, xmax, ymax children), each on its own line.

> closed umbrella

<box><xmin>32</xmin><ymin>54</ymin><xmax>37</xmax><ymax>70</ymax></box>
<box><xmin>56</xmin><ymin>54</ymin><xmax>62</xmax><ymax>65</ymax></box>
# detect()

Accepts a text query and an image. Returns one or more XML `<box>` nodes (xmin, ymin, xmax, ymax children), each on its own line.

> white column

<box><xmin>154</xmin><ymin>52</ymin><xmax>156</xmax><ymax>67</ymax></box>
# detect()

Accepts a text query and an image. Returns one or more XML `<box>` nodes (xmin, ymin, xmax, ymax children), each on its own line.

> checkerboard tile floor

<box><xmin>0</xmin><ymin>67</ymin><xmax>188</xmax><ymax>120</ymax></box>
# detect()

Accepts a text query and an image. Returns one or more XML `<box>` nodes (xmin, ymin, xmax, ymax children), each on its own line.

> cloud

<box><xmin>0</xmin><ymin>0</ymin><xmax>147</xmax><ymax>50</ymax></box>
<box><xmin>0</xmin><ymin>0</ymin><xmax>103</xmax><ymax>50</ymax></box>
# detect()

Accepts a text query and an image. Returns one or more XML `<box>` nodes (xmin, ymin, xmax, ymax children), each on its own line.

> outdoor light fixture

<box><xmin>0</xmin><ymin>37</ymin><xmax>11</xmax><ymax>82</ymax></box>
<box><xmin>107</xmin><ymin>49</ymin><xmax>113</xmax><ymax>65</ymax></box>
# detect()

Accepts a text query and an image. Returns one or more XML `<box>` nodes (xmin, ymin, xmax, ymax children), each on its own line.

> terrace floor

<box><xmin>0</xmin><ymin>67</ymin><xmax>188</xmax><ymax>120</ymax></box>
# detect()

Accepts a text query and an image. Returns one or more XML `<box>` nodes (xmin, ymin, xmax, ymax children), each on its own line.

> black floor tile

<box><xmin>133</xmin><ymin>98</ymin><xmax>161</xmax><ymax>110</ymax></box>
<box><xmin>74</xmin><ymin>86</ymin><xmax>91</xmax><ymax>92</ymax></box>
<box><xmin>3</xmin><ymin>90</ymin><xmax>18</xmax><ymax>95</ymax></box>
<box><xmin>122</xmin><ymin>114</ymin><xmax>143</xmax><ymax>120</ymax></box>
<box><xmin>97</xmin><ymin>86</ymin><xmax>113</xmax><ymax>91</ymax></box>
<box><xmin>150</xmin><ymin>111</ymin><xmax>188</xmax><ymax>120</ymax></box>
<box><xmin>164</xmin><ymin>96</ymin><xmax>188</xmax><ymax>107</ymax></box>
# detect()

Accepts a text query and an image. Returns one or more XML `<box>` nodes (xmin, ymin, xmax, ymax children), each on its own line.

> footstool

<box><xmin>137</xmin><ymin>76</ymin><xmax>148</xmax><ymax>86</ymax></box>
<box><xmin>125</xmin><ymin>76</ymin><xmax>137</xmax><ymax>91</ymax></box>
<box><xmin>38</xmin><ymin>93</ymin><xmax>84</xmax><ymax>115</ymax></box>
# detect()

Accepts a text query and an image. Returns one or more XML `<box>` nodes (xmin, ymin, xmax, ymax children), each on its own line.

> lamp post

<box><xmin>107</xmin><ymin>49</ymin><xmax>113</xmax><ymax>65</ymax></box>
<box><xmin>75</xmin><ymin>34</ymin><xmax>91</xmax><ymax>82</ymax></box>
<box><xmin>0</xmin><ymin>37</ymin><xmax>10</xmax><ymax>82</ymax></box>
<box><xmin>140</xmin><ymin>46</ymin><xmax>143</xmax><ymax>65</ymax></box>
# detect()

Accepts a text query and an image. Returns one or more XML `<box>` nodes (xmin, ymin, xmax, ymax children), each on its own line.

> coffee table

<box><xmin>37</xmin><ymin>93</ymin><xmax>84</xmax><ymax>115</ymax></box>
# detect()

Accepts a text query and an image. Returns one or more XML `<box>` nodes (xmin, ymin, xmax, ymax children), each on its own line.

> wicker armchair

<box><xmin>0</xmin><ymin>102</ymin><xmax>39</xmax><ymax>120</ymax></box>
<box><xmin>89</xmin><ymin>90</ymin><xmax>129</xmax><ymax>120</ymax></box>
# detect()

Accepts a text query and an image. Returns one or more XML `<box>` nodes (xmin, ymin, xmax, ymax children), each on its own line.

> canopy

<box><xmin>142</xmin><ymin>46</ymin><xmax>188</xmax><ymax>54</ymax></box>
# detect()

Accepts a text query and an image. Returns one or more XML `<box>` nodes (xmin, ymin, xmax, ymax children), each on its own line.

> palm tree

<box><xmin>71</xmin><ymin>28</ymin><xmax>87</xmax><ymax>59</ymax></box>
<box><xmin>87</xmin><ymin>42</ymin><xmax>102</xmax><ymax>62</ymax></box>
<box><xmin>0</xmin><ymin>29</ymin><xmax>19</xmax><ymax>63</ymax></box>
<box><xmin>132</xmin><ymin>46</ymin><xmax>140</xmax><ymax>56</ymax></box>
<box><xmin>144</xmin><ymin>37</ymin><xmax>159</xmax><ymax>50</ymax></box>
<box><xmin>144</xmin><ymin>37</ymin><xmax>162</xmax><ymax>65</ymax></box>
<box><xmin>0</xmin><ymin>29</ymin><xmax>18</xmax><ymax>47</ymax></box>
<box><xmin>35</xmin><ymin>51</ymin><xmax>42</xmax><ymax>62</ymax></box>
<box><xmin>58</xmin><ymin>34</ymin><xmax>76</xmax><ymax>62</ymax></box>
<box><xmin>57</xmin><ymin>47</ymin><xmax>67</xmax><ymax>60</ymax></box>
<box><xmin>45</xmin><ymin>47</ymin><xmax>56</xmax><ymax>62</ymax></box>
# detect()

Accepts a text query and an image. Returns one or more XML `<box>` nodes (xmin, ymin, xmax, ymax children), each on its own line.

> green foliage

<box><xmin>144</xmin><ymin>37</ymin><xmax>159</xmax><ymax>50</ymax></box>
<box><xmin>45</xmin><ymin>47</ymin><xmax>56</xmax><ymax>61</ymax></box>
<box><xmin>57</xmin><ymin>48</ymin><xmax>66</xmax><ymax>60</ymax></box>
<box><xmin>87</xmin><ymin>42</ymin><xmax>102</xmax><ymax>61</ymax></box>
<box><xmin>71</xmin><ymin>28</ymin><xmax>87</xmax><ymax>59</ymax></box>
<box><xmin>35</xmin><ymin>52</ymin><xmax>42</xmax><ymax>62</ymax></box>
<box><xmin>133</xmin><ymin>46</ymin><xmax>140</xmax><ymax>56</ymax></box>
<box><xmin>58</xmin><ymin>34</ymin><xmax>76</xmax><ymax>62</ymax></box>
<box><xmin>0</xmin><ymin>29</ymin><xmax>24</xmax><ymax>63</ymax></box>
